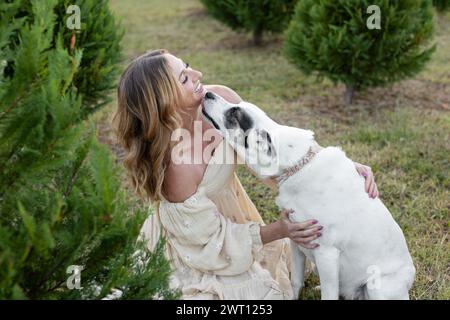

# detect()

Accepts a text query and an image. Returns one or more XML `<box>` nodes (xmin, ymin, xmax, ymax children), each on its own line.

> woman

<box><xmin>113</xmin><ymin>49</ymin><xmax>379</xmax><ymax>300</ymax></box>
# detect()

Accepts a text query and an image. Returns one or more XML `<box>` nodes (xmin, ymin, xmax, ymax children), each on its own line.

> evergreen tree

<box><xmin>8</xmin><ymin>0</ymin><xmax>124</xmax><ymax>120</ymax></box>
<box><xmin>0</xmin><ymin>0</ymin><xmax>177</xmax><ymax>299</ymax></box>
<box><xmin>283</xmin><ymin>0</ymin><xmax>435</xmax><ymax>104</ymax></box>
<box><xmin>200</xmin><ymin>0</ymin><xmax>298</xmax><ymax>46</ymax></box>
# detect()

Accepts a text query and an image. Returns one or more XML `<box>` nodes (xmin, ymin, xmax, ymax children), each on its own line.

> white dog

<box><xmin>202</xmin><ymin>92</ymin><xmax>415</xmax><ymax>300</ymax></box>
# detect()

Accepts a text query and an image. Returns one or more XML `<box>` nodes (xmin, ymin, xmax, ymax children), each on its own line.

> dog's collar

<box><xmin>274</xmin><ymin>144</ymin><xmax>321</xmax><ymax>186</ymax></box>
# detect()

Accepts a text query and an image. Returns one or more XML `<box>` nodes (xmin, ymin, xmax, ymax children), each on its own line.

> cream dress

<box><xmin>139</xmin><ymin>139</ymin><xmax>293</xmax><ymax>300</ymax></box>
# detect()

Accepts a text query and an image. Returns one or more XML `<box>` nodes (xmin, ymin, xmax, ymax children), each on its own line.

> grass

<box><xmin>100</xmin><ymin>0</ymin><xmax>450</xmax><ymax>299</ymax></box>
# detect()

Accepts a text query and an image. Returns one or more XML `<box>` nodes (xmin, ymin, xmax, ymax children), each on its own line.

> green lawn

<box><xmin>100</xmin><ymin>0</ymin><xmax>449</xmax><ymax>299</ymax></box>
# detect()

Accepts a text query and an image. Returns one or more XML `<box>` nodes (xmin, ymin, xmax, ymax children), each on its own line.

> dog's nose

<box><xmin>205</xmin><ymin>92</ymin><xmax>215</xmax><ymax>100</ymax></box>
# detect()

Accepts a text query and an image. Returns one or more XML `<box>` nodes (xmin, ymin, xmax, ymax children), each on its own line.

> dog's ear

<box><xmin>254</xmin><ymin>129</ymin><xmax>276</xmax><ymax>158</ymax></box>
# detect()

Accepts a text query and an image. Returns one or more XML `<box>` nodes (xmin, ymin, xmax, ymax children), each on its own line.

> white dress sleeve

<box><xmin>159</xmin><ymin>187</ymin><xmax>263</xmax><ymax>276</ymax></box>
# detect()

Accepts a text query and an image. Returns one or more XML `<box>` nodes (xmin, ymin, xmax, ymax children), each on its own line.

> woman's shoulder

<box><xmin>162</xmin><ymin>163</ymin><xmax>204</xmax><ymax>203</ymax></box>
<box><xmin>204</xmin><ymin>84</ymin><xmax>242</xmax><ymax>104</ymax></box>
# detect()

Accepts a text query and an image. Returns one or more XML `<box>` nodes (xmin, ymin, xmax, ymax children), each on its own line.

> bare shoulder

<box><xmin>163</xmin><ymin>163</ymin><xmax>204</xmax><ymax>203</ymax></box>
<box><xmin>204</xmin><ymin>84</ymin><xmax>243</xmax><ymax>104</ymax></box>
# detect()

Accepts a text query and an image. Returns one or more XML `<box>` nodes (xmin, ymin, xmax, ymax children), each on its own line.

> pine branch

<box><xmin>63</xmin><ymin>161</ymin><xmax>84</xmax><ymax>198</ymax></box>
<box><xmin>0</xmin><ymin>75</ymin><xmax>40</xmax><ymax>121</ymax></box>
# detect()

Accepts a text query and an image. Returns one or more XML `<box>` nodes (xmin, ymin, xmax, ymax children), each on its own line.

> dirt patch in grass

<box><xmin>184</xmin><ymin>6</ymin><xmax>208</xmax><ymax>18</ymax></box>
<box><xmin>274</xmin><ymin>79</ymin><xmax>450</xmax><ymax>127</ymax></box>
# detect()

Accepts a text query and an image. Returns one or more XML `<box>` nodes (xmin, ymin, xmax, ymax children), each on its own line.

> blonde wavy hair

<box><xmin>113</xmin><ymin>49</ymin><xmax>182</xmax><ymax>202</ymax></box>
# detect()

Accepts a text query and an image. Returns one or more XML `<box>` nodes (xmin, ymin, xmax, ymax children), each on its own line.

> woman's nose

<box><xmin>192</xmin><ymin>69</ymin><xmax>202</xmax><ymax>82</ymax></box>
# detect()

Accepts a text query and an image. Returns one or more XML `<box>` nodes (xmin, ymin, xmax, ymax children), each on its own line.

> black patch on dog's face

<box><xmin>224</xmin><ymin>107</ymin><xmax>253</xmax><ymax>133</ymax></box>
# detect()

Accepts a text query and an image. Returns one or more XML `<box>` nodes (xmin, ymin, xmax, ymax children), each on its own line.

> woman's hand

<box><xmin>354</xmin><ymin>162</ymin><xmax>379</xmax><ymax>199</ymax></box>
<box><xmin>279</xmin><ymin>209</ymin><xmax>322</xmax><ymax>249</ymax></box>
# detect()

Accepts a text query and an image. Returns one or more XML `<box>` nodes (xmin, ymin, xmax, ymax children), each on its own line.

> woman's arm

<box><xmin>260</xmin><ymin>209</ymin><xmax>322</xmax><ymax>249</ymax></box>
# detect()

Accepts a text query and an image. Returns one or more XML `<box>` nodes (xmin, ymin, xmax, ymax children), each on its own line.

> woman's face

<box><xmin>164</xmin><ymin>53</ymin><xmax>207</xmax><ymax>112</ymax></box>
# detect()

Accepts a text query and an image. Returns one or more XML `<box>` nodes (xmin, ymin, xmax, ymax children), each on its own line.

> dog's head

<box><xmin>202</xmin><ymin>91</ymin><xmax>299</xmax><ymax>178</ymax></box>
<box><xmin>202</xmin><ymin>91</ymin><xmax>316</xmax><ymax>179</ymax></box>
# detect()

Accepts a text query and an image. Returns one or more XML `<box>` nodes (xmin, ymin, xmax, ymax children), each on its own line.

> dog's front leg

<box><xmin>290</xmin><ymin>240</ymin><xmax>306</xmax><ymax>299</ymax></box>
<box><xmin>314</xmin><ymin>247</ymin><xmax>340</xmax><ymax>300</ymax></box>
